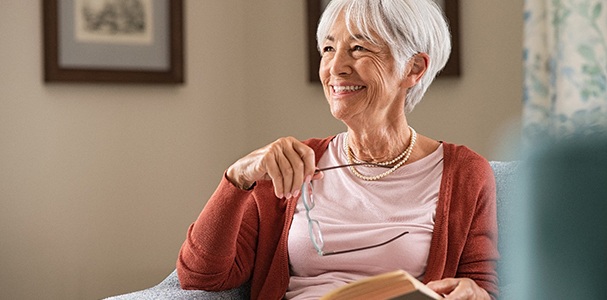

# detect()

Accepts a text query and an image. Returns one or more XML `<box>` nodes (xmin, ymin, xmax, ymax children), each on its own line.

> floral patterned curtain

<box><xmin>523</xmin><ymin>0</ymin><xmax>607</xmax><ymax>143</ymax></box>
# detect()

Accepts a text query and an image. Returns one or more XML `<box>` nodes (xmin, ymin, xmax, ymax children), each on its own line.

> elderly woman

<box><xmin>177</xmin><ymin>0</ymin><xmax>499</xmax><ymax>299</ymax></box>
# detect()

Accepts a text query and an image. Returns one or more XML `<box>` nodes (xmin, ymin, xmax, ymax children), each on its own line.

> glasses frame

<box><xmin>301</xmin><ymin>163</ymin><xmax>409</xmax><ymax>256</ymax></box>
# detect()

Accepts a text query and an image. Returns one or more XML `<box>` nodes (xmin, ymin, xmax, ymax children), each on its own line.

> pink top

<box><xmin>286</xmin><ymin>133</ymin><xmax>444</xmax><ymax>299</ymax></box>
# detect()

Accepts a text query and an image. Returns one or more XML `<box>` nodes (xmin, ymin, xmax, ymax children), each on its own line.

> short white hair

<box><xmin>317</xmin><ymin>0</ymin><xmax>451</xmax><ymax>113</ymax></box>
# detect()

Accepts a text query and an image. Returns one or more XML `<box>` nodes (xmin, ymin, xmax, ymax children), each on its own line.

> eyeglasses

<box><xmin>301</xmin><ymin>162</ymin><xmax>409</xmax><ymax>256</ymax></box>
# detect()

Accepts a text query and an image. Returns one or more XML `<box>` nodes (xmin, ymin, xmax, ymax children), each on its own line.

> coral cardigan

<box><xmin>177</xmin><ymin>137</ymin><xmax>499</xmax><ymax>300</ymax></box>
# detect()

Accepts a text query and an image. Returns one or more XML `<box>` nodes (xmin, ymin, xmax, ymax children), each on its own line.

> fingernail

<box><xmin>305</xmin><ymin>175</ymin><xmax>312</xmax><ymax>183</ymax></box>
<box><xmin>293</xmin><ymin>189</ymin><xmax>300</xmax><ymax>198</ymax></box>
<box><xmin>285</xmin><ymin>192</ymin><xmax>292</xmax><ymax>199</ymax></box>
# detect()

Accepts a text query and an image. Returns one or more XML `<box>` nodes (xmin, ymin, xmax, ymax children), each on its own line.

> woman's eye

<box><xmin>322</xmin><ymin>46</ymin><xmax>334</xmax><ymax>54</ymax></box>
<box><xmin>353</xmin><ymin>45</ymin><xmax>366</xmax><ymax>51</ymax></box>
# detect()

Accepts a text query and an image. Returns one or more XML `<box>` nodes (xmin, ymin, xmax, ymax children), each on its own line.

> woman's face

<box><xmin>319</xmin><ymin>13</ymin><xmax>411</xmax><ymax>126</ymax></box>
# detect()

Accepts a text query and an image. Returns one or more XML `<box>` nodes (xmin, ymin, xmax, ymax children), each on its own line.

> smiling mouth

<box><xmin>332</xmin><ymin>85</ymin><xmax>365</xmax><ymax>93</ymax></box>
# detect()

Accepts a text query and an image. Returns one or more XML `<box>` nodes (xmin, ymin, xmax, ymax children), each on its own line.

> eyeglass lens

<box><xmin>302</xmin><ymin>181</ymin><xmax>325</xmax><ymax>253</ymax></box>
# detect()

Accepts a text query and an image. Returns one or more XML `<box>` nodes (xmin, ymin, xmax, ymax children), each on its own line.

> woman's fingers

<box><xmin>271</xmin><ymin>138</ymin><xmax>315</xmax><ymax>199</ymax></box>
<box><xmin>227</xmin><ymin>137</ymin><xmax>316</xmax><ymax>199</ymax></box>
<box><xmin>426</xmin><ymin>278</ymin><xmax>490</xmax><ymax>300</ymax></box>
<box><xmin>294</xmin><ymin>140</ymin><xmax>317</xmax><ymax>185</ymax></box>
<box><xmin>263</xmin><ymin>152</ymin><xmax>286</xmax><ymax>198</ymax></box>
<box><xmin>283</xmin><ymin>140</ymin><xmax>315</xmax><ymax>199</ymax></box>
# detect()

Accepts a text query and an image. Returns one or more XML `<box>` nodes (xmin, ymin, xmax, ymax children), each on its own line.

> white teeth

<box><xmin>332</xmin><ymin>85</ymin><xmax>363</xmax><ymax>93</ymax></box>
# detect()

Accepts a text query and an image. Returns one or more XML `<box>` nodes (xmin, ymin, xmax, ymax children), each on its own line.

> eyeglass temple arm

<box><xmin>320</xmin><ymin>231</ymin><xmax>409</xmax><ymax>256</ymax></box>
<box><xmin>315</xmin><ymin>162</ymin><xmax>393</xmax><ymax>174</ymax></box>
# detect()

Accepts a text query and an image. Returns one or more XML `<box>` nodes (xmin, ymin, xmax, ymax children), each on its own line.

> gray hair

<box><xmin>316</xmin><ymin>0</ymin><xmax>451</xmax><ymax>113</ymax></box>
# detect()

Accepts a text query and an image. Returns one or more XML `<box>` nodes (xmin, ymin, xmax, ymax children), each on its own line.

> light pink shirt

<box><xmin>286</xmin><ymin>133</ymin><xmax>444</xmax><ymax>299</ymax></box>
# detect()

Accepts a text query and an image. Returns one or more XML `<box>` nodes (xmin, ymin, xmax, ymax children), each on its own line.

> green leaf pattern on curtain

<box><xmin>523</xmin><ymin>0</ymin><xmax>607</xmax><ymax>142</ymax></box>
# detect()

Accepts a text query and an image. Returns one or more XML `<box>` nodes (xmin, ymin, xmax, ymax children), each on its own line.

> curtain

<box><xmin>523</xmin><ymin>0</ymin><xmax>607</xmax><ymax>143</ymax></box>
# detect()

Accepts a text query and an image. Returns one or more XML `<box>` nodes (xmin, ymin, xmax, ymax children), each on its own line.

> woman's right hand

<box><xmin>226</xmin><ymin>137</ymin><xmax>318</xmax><ymax>199</ymax></box>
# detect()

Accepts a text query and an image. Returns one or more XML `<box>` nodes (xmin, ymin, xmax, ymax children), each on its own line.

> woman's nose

<box><xmin>329</xmin><ymin>50</ymin><xmax>353</xmax><ymax>76</ymax></box>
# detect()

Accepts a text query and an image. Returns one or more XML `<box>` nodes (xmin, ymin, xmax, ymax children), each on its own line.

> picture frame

<box><xmin>43</xmin><ymin>0</ymin><xmax>184</xmax><ymax>84</ymax></box>
<box><xmin>306</xmin><ymin>0</ymin><xmax>460</xmax><ymax>82</ymax></box>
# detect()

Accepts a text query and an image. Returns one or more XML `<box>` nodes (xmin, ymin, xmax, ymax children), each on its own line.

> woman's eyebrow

<box><xmin>325</xmin><ymin>35</ymin><xmax>335</xmax><ymax>42</ymax></box>
<box><xmin>323</xmin><ymin>34</ymin><xmax>371</xmax><ymax>42</ymax></box>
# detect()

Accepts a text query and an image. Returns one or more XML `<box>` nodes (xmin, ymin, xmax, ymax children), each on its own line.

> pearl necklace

<box><xmin>344</xmin><ymin>126</ymin><xmax>417</xmax><ymax>181</ymax></box>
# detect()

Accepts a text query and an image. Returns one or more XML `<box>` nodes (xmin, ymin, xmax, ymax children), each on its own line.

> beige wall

<box><xmin>0</xmin><ymin>1</ymin><xmax>522</xmax><ymax>299</ymax></box>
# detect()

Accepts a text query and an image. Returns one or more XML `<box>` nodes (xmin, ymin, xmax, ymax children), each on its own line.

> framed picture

<box><xmin>43</xmin><ymin>0</ymin><xmax>184</xmax><ymax>84</ymax></box>
<box><xmin>306</xmin><ymin>0</ymin><xmax>460</xmax><ymax>82</ymax></box>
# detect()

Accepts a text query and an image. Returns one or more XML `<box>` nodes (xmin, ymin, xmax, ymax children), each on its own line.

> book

<box><xmin>320</xmin><ymin>270</ymin><xmax>443</xmax><ymax>300</ymax></box>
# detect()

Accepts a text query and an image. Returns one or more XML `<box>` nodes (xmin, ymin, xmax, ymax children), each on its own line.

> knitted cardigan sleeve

<box><xmin>451</xmin><ymin>151</ymin><xmax>499</xmax><ymax>299</ymax></box>
<box><xmin>176</xmin><ymin>137</ymin><xmax>333</xmax><ymax>299</ymax></box>
<box><xmin>177</xmin><ymin>174</ymin><xmax>262</xmax><ymax>291</ymax></box>
<box><xmin>423</xmin><ymin>143</ymin><xmax>499</xmax><ymax>299</ymax></box>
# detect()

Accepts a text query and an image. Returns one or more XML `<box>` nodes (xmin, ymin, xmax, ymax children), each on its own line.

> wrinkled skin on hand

<box><xmin>226</xmin><ymin>137</ymin><xmax>322</xmax><ymax>199</ymax></box>
<box><xmin>426</xmin><ymin>277</ymin><xmax>491</xmax><ymax>300</ymax></box>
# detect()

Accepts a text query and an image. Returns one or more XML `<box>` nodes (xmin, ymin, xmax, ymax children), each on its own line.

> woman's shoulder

<box><xmin>442</xmin><ymin>142</ymin><xmax>488</xmax><ymax>163</ymax></box>
<box><xmin>441</xmin><ymin>141</ymin><xmax>492</xmax><ymax>176</ymax></box>
<box><xmin>301</xmin><ymin>135</ymin><xmax>336</xmax><ymax>159</ymax></box>
<box><xmin>410</xmin><ymin>134</ymin><xmax>486</xmax><ymax>166</ymax></box>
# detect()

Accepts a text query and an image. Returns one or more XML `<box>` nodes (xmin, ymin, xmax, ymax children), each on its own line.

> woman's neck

<box><xmin>346</xmin><ymin>121</ymin><xmax>412</xmax><ymax>163</ymax></box>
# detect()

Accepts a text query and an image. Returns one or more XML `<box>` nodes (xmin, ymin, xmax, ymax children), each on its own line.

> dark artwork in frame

<box><xmin>306</xmin><ymin>0</ymin><xmax>461</xmax><ymax>83</ymax></box>
<box><xmin>43</xmin><ymin>0</ymin><xmax>184</xmax><ymax>84</ymax></box>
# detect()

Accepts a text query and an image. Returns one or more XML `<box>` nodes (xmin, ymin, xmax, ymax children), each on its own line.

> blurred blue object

<box><xmin>504</xmin><ymin>134</ymin><xmax>607</xmax><ymax>299</ymax></box>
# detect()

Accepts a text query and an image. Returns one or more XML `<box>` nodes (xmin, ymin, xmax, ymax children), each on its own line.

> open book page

<box><xmin>320</xmin><ymin>270</ymin><xmax>442</xmax><ymax>300</ymax></box>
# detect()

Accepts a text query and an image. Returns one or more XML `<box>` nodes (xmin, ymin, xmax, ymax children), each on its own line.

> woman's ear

<box><xmin>402</xmin><ymin>53</ymin><xmax>429</xmax><ymax>87</ymax></box>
